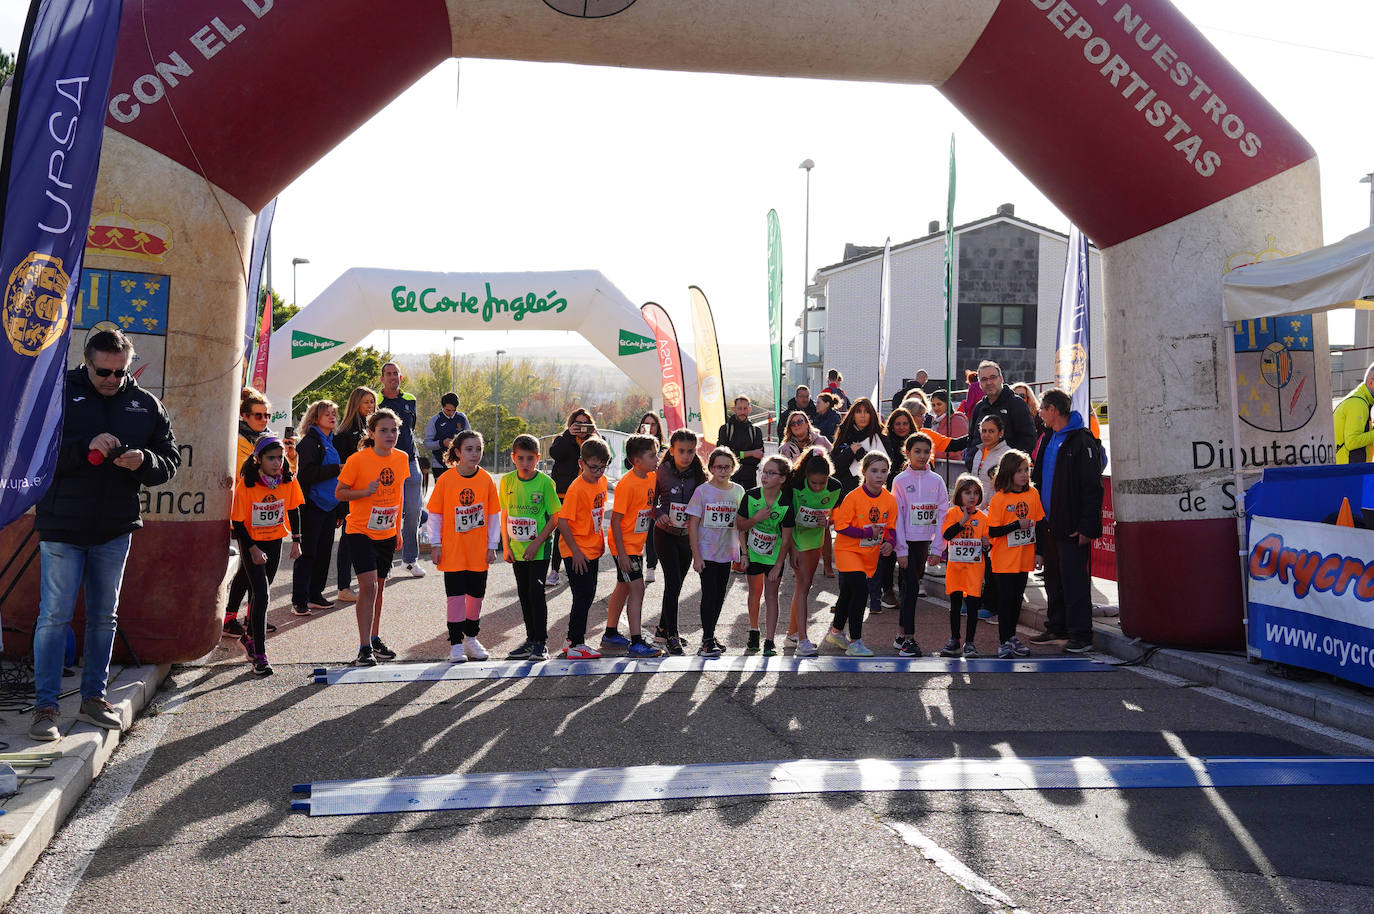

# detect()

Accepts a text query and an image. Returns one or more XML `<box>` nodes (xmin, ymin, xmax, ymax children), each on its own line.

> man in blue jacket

<box><xmin>29</xmin><ymin>329</ymin><xmax>180</xmax><ymax>741</ymax></box>
<box><xmin>1028</xmin><ymin>387</ymin><xmax>1103</xmax><ymax>654</ymax></box>
<box><xmin>422</xmin><ymin>392</ymin><xmax>469</xmax><ymax>482</ymax></box>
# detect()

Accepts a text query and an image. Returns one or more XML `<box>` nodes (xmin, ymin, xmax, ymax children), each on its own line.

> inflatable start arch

<box><xmin>0</xmin><ymin>0</ymin><xmax>1329</xmax><ymax>660</ymax></box>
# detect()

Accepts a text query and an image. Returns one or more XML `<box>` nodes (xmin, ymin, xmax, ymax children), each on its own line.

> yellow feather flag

<box><xmin>689</xmin><ymin>285</ymin><xmax>726</xmax><ymax>446</ymax></box>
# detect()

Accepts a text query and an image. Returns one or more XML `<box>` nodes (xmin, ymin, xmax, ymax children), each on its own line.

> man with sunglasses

<box><xmin>29</xmin><ymin>329</ymin><xmax>181</xmax><ymax>742</ymax></box>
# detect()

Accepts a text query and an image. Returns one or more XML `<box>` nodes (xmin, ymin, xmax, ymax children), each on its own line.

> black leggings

<box><xmin>898</xmin><ymin>541</ymin><xmax>932</xmax><ymax>635</ymax></box>
<box><xmin>513</xmin><ymin>556</ymin><xmax>551</xmax><ymax>642</ymax></box>
<box><xmin>645</xmin><ymin>524</ymin><xmax>659</xmax><ymax>570</ymax></box>
<box><xmin>242</xmin><ymin>538</ymin><xmax>282</xmax><ymax>653</ymax></box>
<box><xmin>652</xmin><ymin>528</ymin><xmax>692</xmax><ymax>635</ymax></box>
<box><xmin>292</xmin><ymin>502</ymin><xmax>337</xmax><ymax>606</ymax></box>
<box><xmin>833</xmin><ymin>570</ymin><xmax>869</xmax><ymax>640</ymax></box>
<box><xmin>949</xmin><ymin>591</ymin><xmax>982</xmax><ymax>642</ymax></box>
<box><xmin>698</xmin><ymin>560</ymin><xmax>733</xmax><ymax>643</ymax></box>
<box><xmin>993</xmin><ymin>571</ymin><xmax>1029</xmax><ymax>644</ymax></box>
<box><xmin>336</xmin><ymin>533</ymin><xmax>353</xmax><ymax>591</ymax></box>
<box><xmin>566</xmin><ymin>556</ymin><xmax>600</xmax><ymax>646</ymax></box>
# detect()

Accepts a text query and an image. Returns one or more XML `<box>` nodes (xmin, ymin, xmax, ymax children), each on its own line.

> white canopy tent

<box><xmin>1220</xmin><ymin>225</ymin><xmax>1374</xmax><ymax>630</ymax></box>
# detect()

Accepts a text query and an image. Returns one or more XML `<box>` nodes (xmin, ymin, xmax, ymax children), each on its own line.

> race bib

<box><xmin>860</xmin><ymin>522</ymin><xmax>885</xmax><ymax>549</ymax></box>
<box><xmin>797</xmin><ymin>504</ymin><xmax>830</xmax><ymax>528</ymax></box>
<box><xmin>668</xmin><ymin>502</ymin><xmax>689</xmax><ymax>528</ymax></box>
<box><xmin>591</xmin><ymin>506</ymin><xmax>604</xmax><ymax>533</ymax></box>
<box><xmin>1008</xmin><ymin>525</ymin><xmax>1035</xmax><ymax>548</ymax></box>
<box><xmin>703</xmin><ymin>503</ymin><xmax>735</xmax><ymax>529</ymax></box>
<box><xmin>950</xmin><ymin>538</ymin><xmax>981</xmax><ymax>563</ymax></box>
<box><xmin>507</xmin><ymin>516</ymin><xmax>537</xmax><ymax>542</ymax></box>
<box><xmin>454</xmin><ymin>504</ymin><xmax>485</xmax><ymax>533</ymax></box>
<box><xmin>251</xmin><ymin>498</ymin><xmax>284</xmax><ymax>529</ymax></box>
<box><xmin>909</xmin><ymin>503</ymin><xmax>937</xmax><ymax>526</ymax></box>
<box><xmin>367</xmin><ymin>504</ymin><xmax>398</xmax><ymax>532</ymax></box>
<box><xmin>633</xmin><ymin>507</ymin><xmax>653</xmax><ymax>533</ymax></box>
<box><xmin>748</xmin><ymin>528</ymin><xmax>778</xmax><ymax>558</ymax></box>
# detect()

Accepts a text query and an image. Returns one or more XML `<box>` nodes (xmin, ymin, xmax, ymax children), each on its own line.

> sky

<box><xmin>4</xmin><ymin>1</ymin><xmax>1373</xmax><ymax>373</ymax></box>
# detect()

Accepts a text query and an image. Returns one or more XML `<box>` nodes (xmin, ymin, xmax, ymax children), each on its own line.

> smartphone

<box><xmin>284</xmin><ymin>425</ymin><xmax>295</xmax><ymax>439</ymax></box>
<box><xmin>107</xmin><ymin>445</ymin><xmax>130</xmax><ymax>460</ymax></box>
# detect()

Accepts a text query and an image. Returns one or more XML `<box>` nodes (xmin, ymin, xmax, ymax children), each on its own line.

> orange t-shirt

<box><xmin>918</xmin><ymin>428</ymin><xmax>953</xmax><ymax>455</ymax></box>
<box><xmin>943</xmin><ymin>506</ymin><xmax>989</xmax><ymax>597</ymax></box>
<box><xmin>338</xmin><ymin>448</ymin><xmax>411</xmax><ymax>540</ymax></box>
<box><xmin>230</xmin><ymin>478</ymin><xmax>305</xmax><ymax>542</ymax></box>
<box><xmin>608</xmin><ymin>470</ymin><xmax>656</xmax><ymax>557</ymax></box>
<box><xmin>559</xmin><ymin>474</ymin><xmax>608</xmax><ymax>560</ymax></box>
<box><xmin>831</xmin><ymin>485</ymin><xmax>898</xmax><ymax>576</ymax></box>
<box><xmin>988</xmin><ymin>487</ymin><xmax>1046</xmax><ymax>574</ymax></box>
<box><xmin>426</xmin><ymin>467</ymin><xmax>500</xmax><ymax>572</ymax></box>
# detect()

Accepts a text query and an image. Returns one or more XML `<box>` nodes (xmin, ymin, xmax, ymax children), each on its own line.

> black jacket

<box><xmin>549</xmin><ymin>429</ymin><xmax>585</xmax><ymax>494</ymax></box>
<box><xmin>717</xmin><ymin>416</ymin><xmax>764</xmax><ymax>485</ymax></box>
<box><xmin>784</xmin><ymin>398</ymin><xmax>818</xmax><ymax>422</ymax></box>
<box><xmin>295</xmin><ymin>426</ymin><xmax>342</xmax><ymax>490</ymax></box>
<box><xmin>36</xmin><ymin>368</ymin><xmax>180</xmax><ymax>543</ymax></box>
<box><xmin>949</xmin><ymin>386</ymin><xmax>1039</xmax><ymax>458</ymax></box>
<box><xmin>1030</xmin><ymin>424</ymin><xmax>1104</xmax><ymax>541</ymax></box>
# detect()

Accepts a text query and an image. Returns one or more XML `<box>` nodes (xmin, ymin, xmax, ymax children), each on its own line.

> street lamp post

<box><xmin>1362</xmin><ymin>173</ymin><xmax>1374</xmax><ymax>227</ymax></box>
<box><xmin>1358</xmin><ymin>175</ymin><xmax>1374</xmax><ymax>354</ymax></box>
<box><xmin>451</xmin><ymin>335</ymin><xmax>463</xmax><ymax>390</ymax></box>
<box><xmin>291</xmin><ymin>257</ymin><xmax>310</xmax><ymax>306</ymax></box>
<box><xmin>493</xmin><ymin>349</ymin><xmax>506</xmax><ymax>470</ymax></box>
<box><xmin>799</xmin><ymin>159</ymin><xmax>814</xmax><ymax>390</ymax></box>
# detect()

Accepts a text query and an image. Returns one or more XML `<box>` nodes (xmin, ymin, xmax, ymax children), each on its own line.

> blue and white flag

<box><xmin>244</xmin><ymin>197</ymin><xmax>276</xmax><ymax>365</ymax></box>
<box><xmin>0</xmin><ymin>0</ymin><xmax>124</xmax><ymax>529</ymax></box>
<box><xmin>1054</xmin><ymin>226</ymin><xmax>1091</xmax><ymax>420</ymax></box>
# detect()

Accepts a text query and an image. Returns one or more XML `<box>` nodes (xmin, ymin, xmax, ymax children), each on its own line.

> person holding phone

<box><xmin>547</xmin><ymin>408</ymin><xmax>597</xmax><ymax>587</ymax></box>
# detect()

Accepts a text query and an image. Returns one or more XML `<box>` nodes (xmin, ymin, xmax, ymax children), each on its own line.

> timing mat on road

<box><xmin>311</xmin><ymin>654</ymin><xmax>1115</xmax><ymax>684</ymax></box>
<box><xmin>291</xmin><ymin>755</ymin><xmax>1374</xmax><ymax>816</ymax></box>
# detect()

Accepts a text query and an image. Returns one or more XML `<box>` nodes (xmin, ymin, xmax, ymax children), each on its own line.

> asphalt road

<box><xmin>7</xmin><ymin>553</ymin><xmax>1374</xmax><ymax>914</ymax></box>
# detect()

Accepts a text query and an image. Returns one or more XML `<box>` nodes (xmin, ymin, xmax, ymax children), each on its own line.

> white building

<box><xmin>786</xmin><ymin>205</ymin><xmax>1107</xmax><ymax>408</ymax></box>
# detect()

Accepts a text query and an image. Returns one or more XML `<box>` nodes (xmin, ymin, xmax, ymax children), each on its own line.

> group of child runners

<box><xmin>227</xmin><ymin>408</ymin><xmax>1050</xmax><ymax>672</ymax></box>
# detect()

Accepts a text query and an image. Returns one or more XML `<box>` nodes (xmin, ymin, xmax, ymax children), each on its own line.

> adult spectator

<box><xmin>949</xmin><ymin>360</ymin><xmax>1038</xmax><ymax>460</ymax></box>
<box><xmin>778</xmin><ymin>411</ymin><xmax>832</xmax><ymax>461</ymax></box>
<box><xmin>1334</xmin><ymin>364</ymin><xmax>1374</xmax><ymax>463</ymax></box>
<box><xmin>223</xmin><ymin>387</ymin><xmax>290</xmax><ymax>636</ymax></box>
<box><xmin>334</xmin><ymin>386</ymin><xmax>377</xmax><ymax>603</ymax></box>
<box><xmin>423</xmin><ymin>392</ymin><xmax>470</xmax><ymax>481</ymax></box>
<box><xmin>785</xmin><ymin>385</ymin><xmax>818</xmax><ymax>422</ymax></box>
<box><xmin>823</xmin><ymin>369</ymin><xmax>851</xmax><ymax>410</ymax></box>
<box><xmin>813</xmin><ymin>391</ymin><xmax>842</xmax><ymax>440</ymax></box>
<box><xmin>830</xmin><ymin>397</ymin><xmax>885</xmax><ymax>495</ymax></box>
<box><xmin>29</xmin><ymin>329</ymin><xmax>180</xmax><ymax>741</ymax></box>
<box><xmin>379</xmin><ymin>361</ymin><xmax>424</xmax><ymax>577</ymax></box>
<box><xmin>1011</xmin><ymin>382</ymin><xmax>1046</xmax><ymax>444</ymax></box>
<box><xmin>890</xmin><ymin>370</ymin><xmax>930</xmax><ymax>414</ymax></box>
<box><xmin>1028</xmin><ymin>388</ymin><xmax>1104</xmax><ymax>653</ymax></box>
<box><xmin>547</xmin><ymin>408</ymin><xmax>597</xmax><ymax>587</ymax></box>
<box><xmin>718</xmin><ymin>396</ymin><xmax>765</xmax><ymax>488</ymax></box>
<box><xmin>292</xmin><ymin>399</ymin><xmax>342</xmax><ymax>616</ymax></box>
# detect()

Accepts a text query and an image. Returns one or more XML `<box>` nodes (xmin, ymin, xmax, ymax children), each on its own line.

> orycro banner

<box><xmin>1247</xmin><ymin>515</ymin><xmax>1374</xmax><ymax>687</ymax></box>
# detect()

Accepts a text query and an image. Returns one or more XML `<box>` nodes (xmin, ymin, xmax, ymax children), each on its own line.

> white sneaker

<box><xmin>784</xmin><ymin>633</ymin><xmax>799</xmax><ymax>647</ymax></box>
<box><xmin>464</xmin><ymin>637</ymin><xmax>489</xmax><ymax>661</ymax></box>
<box><xmin>645</xmin><ymin>567</ymin><xmax>656</xmax><ymax>583</ymax></box>
<box><xmin>846</xmin><ymin>639</ymin><xmax>875</xmax><ymax>657</ymax></box>
<box><xmin>545</xmin><ymin>570</ymin><xmax>561</xmax><ymax>587</ymax></box>
<box><xmin>449</xmin><ymin>643</ymin><xmax>466</xmax><ymax>663</ymax></box>
<box><xmin>796</xmin><ymin>639</ymin><xmax>819</xmax><ymax>657</ymax></box>
<box><xmin>405</xmin><ymin>562</ymin><xmax>426</xmax><ymax>578</ymax></box>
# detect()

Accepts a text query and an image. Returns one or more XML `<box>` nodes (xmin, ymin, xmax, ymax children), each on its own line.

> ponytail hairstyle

<box><xmin>361</xmin><ymin>407</ymin><xmax>401</xmax><ymax>449</ymax></box>
<box><xmin>992</xmin><ymin>448</ymin><xmax>1032</xmax><ymax>494</ymax></box>
<box><xmin>758</xmin><ymin>454</ymin><xmax>792</xmax><ymax>485</ymax></box>
<box><xmin>788</xmin><ymin>446</ymin><xmax>834</xmax><ymax>491</ymax></box>
<box><xmin>859</xmin><ymin>449</ymin><xmax>891</xmax><ymax>477</ymax></box>
<box><xmin>445</xmin><ymin>428</ymin><xmax>484</xmax><ymax>467</ymax></box>
<box><xmin>659</xmin><ymin>428</ymin><xmax>706</xmax><ymax>483</ymax></box>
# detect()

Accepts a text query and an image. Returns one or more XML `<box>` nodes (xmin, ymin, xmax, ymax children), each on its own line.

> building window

<box><xmin>979</xmin><ymin>305</ymin><xmax>1025</xmax><ymax>347</ymax></box>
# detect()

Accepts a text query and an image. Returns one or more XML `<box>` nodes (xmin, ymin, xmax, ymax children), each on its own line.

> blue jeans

<box><xmin>401</xmin><ymin>456</ymin><xmax>421</xmax><ymax>564</ymax></box>
<box><xmin>33</xmin><ymin>534</ymin><xmax>131</xmax><ymax>710</ymax></box>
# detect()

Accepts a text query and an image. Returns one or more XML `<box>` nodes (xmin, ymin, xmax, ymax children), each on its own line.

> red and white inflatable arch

<box><xmin>0</xmin><ymin>0</ymin><xmax>1329</xmax><ymax>660</ymax></box>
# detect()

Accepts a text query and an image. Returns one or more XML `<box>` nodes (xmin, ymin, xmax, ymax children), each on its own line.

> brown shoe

<box><xmin>29</xmin><ymin>707</ymin><xmax>60</xmax><ymax>741</ymax></box>
<box><xmin>336</xmin><ymin>588</ymin><xmax>358</xmax><ymax>603</ymax></box>
<box><xmin>76</xmin><ymin>697</ymin><xmax>122</xmax><ymax>730</ymax></box>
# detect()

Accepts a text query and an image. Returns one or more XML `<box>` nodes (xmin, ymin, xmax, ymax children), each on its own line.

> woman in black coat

<box><xmin>546</xmin><ymin>408</ymin><xmax>597</xmax><ymax>585</ymax></box>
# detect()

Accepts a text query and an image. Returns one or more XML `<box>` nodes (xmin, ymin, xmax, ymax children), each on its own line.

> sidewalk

<box><xmin>0</xmin><ymin>662</ymin><xmax>169</xmax><ymax>905</ymax></box>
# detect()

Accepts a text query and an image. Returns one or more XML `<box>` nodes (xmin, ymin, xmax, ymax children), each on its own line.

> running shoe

<box><xmin>898</xmin><ymin>638</ymin><xmax>924</xmax><ymax>658</ymax></box>
<box><xmin>449</xmin><ymin>643</ymin><xmax>466</xmax><ymax>663</ymax></box>
<box><xmin>784</xmin><ymin>632</ymin><xmax>799</xmax><ymax>647</ymax></box>
<box><xmin>336</xmin><ymin>588</ymin><xmax>358</xmax><ymax>603</ymax></box>
<box><xmin>845</xmin><ymin>639</ymin><xmax>874</xmax><ymax>657</ymax></box>
<box><xmin>508</xmin><ymin>640</ymin><xmax>537</xmax><ymax>660</ymax></box>
<box><xmin>238</xmin><ymin>632</ymin><xmax>255</xmax><ymax>660</ymax></box>
<box><xmin>252</xmin><ymin>654</ymin><xmax>274</xmax><ymax>676</ymax></box>
<box><xmin>627</xmin><ymin>638</ymin><xmax>663</xmax><ymax>658</ymax></box>
<box><xmin>464</xmin><ymin>637</ymin><xmax>490</xmax><ymax>661</ymax></box>
<box><xmin>868</xmin><ymin>602</ymin><xmax>884</xmax><ymax>615</ymax></box>
<box><xmin>938</xmin><ymin>638</ymin><xmax>961</xmax><ymax>658</ymax></box>
<box><xmin>564</xmin><ymin>643</ymin><xmax>601</xmax><ymax>660</ymax></box>
<box><xmin>645</xmin><ymin>567</ymin><xmax>657</xmax><ymax>583</ymax></box>
<box><xmin>998</xmin><ymin>641</ymin><xmax>1016</xmax><ymax>660</ymax></box>
<box><xmin>351</xmin><ymin>647</ymin><xmax>377</xmax><ymax>667</ymax></box>
<box><xmin>977</xmin><ymin>608</ymin><xmax>996</xmax><ymax>621</ymax></box>
<box><xmin>370</xmin><ymin>637</ymin><xmax>397</xmax><ymax>661</ymax></box>
<box><xmin>697</xmin><ymin>641</ymin><xmax>722</xmax><ymax>659</ymax></box>
<box><xmin>762</xmin><ymin>639</ymin><xmax>777</xmax><ymax>657</ymax></box>
<box><xmin>404</xmin><ymin>562</ymin><xmax>427</xmax><ymax>578</ymax></box>
<box><xmin>654</xmin><ymin>626</ymin><xmax>669</xmax><ymax>644</ymax></box>
<box><xmin>265</xmin><ymin>621</ymin><xmax>277</xmax><ymax>633</ymax></box>
<box><xmin>823</xmin><ymin>630</ymin><xmax>850</xmax><ymax>651</ymax></box>
<box><xmin>710</xmin><ymin>637</ymin><xmax>728</xmax><ymax>655</ymax></box>
<box><xmin>881</xmin><ymin>589</ymin><xmax>898</xmax><ymax>608</ymax></box>
<box><xmin>222</xmin><ymin>616</ymin><xmax>245</xmax><ymax>638</ymax></box>
<box><xmin>1064</xmin><ymin>639</ymin><xmax>1093</xmax><ymax>654</ymax></box>
<box><xmin>665</xmin><ymin>636</ymin><xmax>686</xmax><ymax>657</ymax></box>
<box><xmin>892</xmin><ymin>635</ymin><xmax>906</xmax><ymax>650</ymax></box>
<box><xmin>1029</xmin><ymin>630</ymin><xmax>1067</xmax><ymax>643</ymax></box>
<box><xmin>962</xmin><ymin>642</ymin><xmax>979</xmax><ymax>658</ymax></box>
<box><xmin>545</xmin><ymin>571</ymin><xmax>561</xmax><ymax>587</ymax></box>
<box><xmin>600</xmin><ymin>629</ymin><xmax>631</xmax><ymax>648</ymax></box>
<box><xmin>290</xmin><ymin>605</ymin><xmax>312</xmax><ymax>617</ymax></box>
<box><xmin>1009</xmin><ymin>636</ymin><xmax>1031</xmax><ymax>657</ymax></box>
<box><xmin>796</xmin><ymin>638</ymin><xmax>819</xmax><ymax>657</ymax></box>
<box><xmin>528</xmin><ymin>641</ymin><xmax>548</xmax><ymax>661</ymax></box>
<box><xmin>308</xmin><ymin>596</ymin><xmax>334</xmax><ymax>610</ymax></box>
<box><xmin>745</xmin><ymin>629</ymin><xmax>761</xmax><ymax>653</ymax></box>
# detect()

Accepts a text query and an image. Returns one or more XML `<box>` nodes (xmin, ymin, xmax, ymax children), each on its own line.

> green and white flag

<box><xmin>767</xmin><ymin>209</ymin><xmax>783</xmax><ymax>423</ymax></box>
<box><xmin>943</xmin><ymin>134</ymin><xmax>957</xmax><ymax>395</ymax></box>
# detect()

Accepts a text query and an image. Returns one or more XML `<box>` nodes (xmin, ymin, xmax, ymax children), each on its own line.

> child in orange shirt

<box><xmin>230</xmin><ymin>436</ymin><xmax>304</xmax><ymax>676</ymax></box>
<box><xmin>556</xmin><ymin>436</ymin><xmax>613</xmax><ymax>660</ymax></box>
<box><xmin>824</xmin><ymin>451</ymin><xmax>898</xmax><ymax>657</ymax></box>
<box><xmin>604</xmin><ymin>434</ymin><xmax>663</xmax><ymax>658</ymax></box>
<box><xmin>426</xmin><ymin>430</ymin><xmax>502</xmax><ymax>663</ymax></box>
<box><xmin>987</xmin><ymin>450</ymin><xmax>1045</xmax><ymax>659</ymax></box>
<box><xmin>939</xmin><ymin>474</ymin><xmax>990</xmax><ymax>658</ymax></box>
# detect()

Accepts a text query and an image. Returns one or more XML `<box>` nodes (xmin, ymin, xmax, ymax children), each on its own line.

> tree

<box><xmin>260</xmin><ymin>290</ymin><xmax>389</xmax><ymax>421</ymax></box>
<box><xmin>1</xmin><ymin>49</ymin><xmax>15</xmax><ymax>89</ymax></box>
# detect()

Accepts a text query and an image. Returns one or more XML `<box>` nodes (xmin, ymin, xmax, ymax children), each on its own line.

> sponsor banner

<box><xmin>0</xmin><ymin>0</ymin><xmax>124</xmax><ymax>529</ymax></box>
<box><xmin>249</xmin><ymin>287</ymin><xmax>272</xmax><ymax>390</ymax></box>
<box><xmin>689</xmin><ymin>285</ymin><xmax>725</xmax><ymax>445</ymax></box>
<box><xmin>1246</xmin><ymin>514</ymin><xmax>1374</xmax><ymax>687</ymax></box>
<box><xmin>943</xmin><ymin>135</ymin><xmax>955</xmax><ymax>390</ymax></box>
<box><xmin>618</xmin><ymin>328</ymin><xmax>655</xmax><ymax>356</ymax></box>
<box><xmin>1091</xmin><ymin>475</ymin><xmax>1116</xmax><ymax>581</ymax></box>
<box><xmin>291</xmin><ymin>329</ymin><xmax>344</xmax><ymax>359</ymax></box>
<box><xmin>640</xmin><ymin>302</ymin><xmax>686</xmax><ymax>432</ymax></box>
<box><xmin>244</xmin><ymin>197</ymin><xmax>275</xmax><ymax>360</ymax></box>
<box><xmin>1055</xmin><ymin>226</ymin><xmax>1091</xmax><ymax>420</ymax></box>
<box><xmin>875</xmin><ymin>238</ymin><xmax>890</xmax><ymax>403</ymax></box>
<box><xmin>766</xmin><ymin>209</ymin><xmax>782</xmax><ymax>421</ymax></box>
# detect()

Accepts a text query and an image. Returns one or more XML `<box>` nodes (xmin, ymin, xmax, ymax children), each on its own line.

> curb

<box><xmin>0</xmin><ymin>662</ymin><xmax>170</xmax><ymax>907</ymax></box>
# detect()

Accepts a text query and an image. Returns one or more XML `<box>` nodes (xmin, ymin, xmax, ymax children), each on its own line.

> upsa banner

<box><xmin>1246</xmin><ymin>514</ymin><xmax>1374</xmax><ymax>688</ymax></box>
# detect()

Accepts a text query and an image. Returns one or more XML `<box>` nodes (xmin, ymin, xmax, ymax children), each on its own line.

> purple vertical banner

<box><xmin>0</xmin><ymin>0</ymin><xmax>124</xmax><ymax>528</ymax></box>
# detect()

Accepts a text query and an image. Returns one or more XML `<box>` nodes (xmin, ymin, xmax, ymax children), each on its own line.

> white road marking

<box><xmin>886</xmin><ymin>820</ymin><xmax>1033</xmax><ymax>913</ymax></box>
